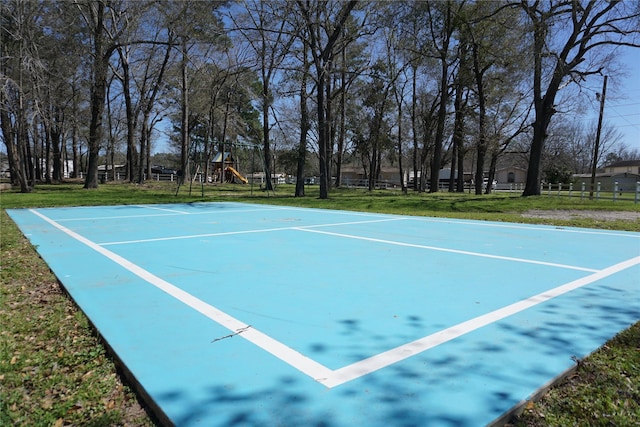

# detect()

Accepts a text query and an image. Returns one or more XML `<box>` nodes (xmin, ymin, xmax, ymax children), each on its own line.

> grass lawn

<box><xmin>1</xmin><ymin>181</ymin><xmax>638</xmax><ymax>426</ymax></box>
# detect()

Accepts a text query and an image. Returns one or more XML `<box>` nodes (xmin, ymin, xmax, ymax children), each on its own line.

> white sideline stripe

<box><xmin>410</xmin><ymin>217</ymin><xmax>640</xmax><ymax>238</ymax></box>
<box><xmin>320</xmin><ymin>255</ymin><xmax>640</xmax><ymax>388</ymax></box>
<box><xmin>295</xmin><ymin>228</ymin><xmax>599</xmax><ymax>273</ymax></box>
<box><xmin>28</xmin><ymin>209</ymin><xmax>334</xmax><ymax>383</ymax></box>
<box><xmin>99</xmin><ymin>217</ymin><xmax>404</xmax><ymax>246</ymax></box>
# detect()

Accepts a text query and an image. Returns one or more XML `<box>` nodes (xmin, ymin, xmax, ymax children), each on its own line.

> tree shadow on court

<box><xmin>497</xmin><ymin>283</ymin><xmax>639</xmax><ymax>361</ymax></box>
<box><xmin>152</xmin><ymin>314</ymin><xmax>486</xmax><ymax>426</ymax></box>
<box><xmin>156</xmin><ymin>375</ymin><xmax>338</xmax><ymax>427</ymax></box>
<box><xmin>149</xmin><ymin>279</ymin><xmax>638</xmax><ymax>427</ymax></box>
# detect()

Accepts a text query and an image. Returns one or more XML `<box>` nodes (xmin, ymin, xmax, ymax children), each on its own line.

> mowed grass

<box><xmin>1</xmin><ymin>181</ymin><xmax>639</xmax><ymax>426</ymax></box>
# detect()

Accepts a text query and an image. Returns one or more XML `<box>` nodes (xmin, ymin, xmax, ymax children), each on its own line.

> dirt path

<box><xmin>521</xmin><ymin>209</ymin><xmax>640</xmax><ymax>221</ymax></box>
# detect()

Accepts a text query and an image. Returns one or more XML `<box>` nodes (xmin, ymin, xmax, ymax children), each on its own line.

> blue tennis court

<box><xmin>7</xmin><ymin>202</ymin><xmax>640</xmax><ymax>426</ymax></box>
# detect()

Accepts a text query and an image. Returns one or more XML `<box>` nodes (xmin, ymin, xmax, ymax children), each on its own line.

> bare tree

<box><xmin>0</xmin><ymin>0</ymin><xmax>44</xmax><ymax>192</ymax></box>
<box><xmin>296</xmin><ymin>0</ymin><xmax>357</xmax><ymax>199</ymax></box>
<box><xmin>75</xmin><ymin>0</ymin><xmax>133</xmax><ymax>189</ymax></box>
<box><xmin>519</xmin><ymin>0</ymin><xmax>640</xmax><ymax>196</ymax></box>
<box><xmin>229</xmin><ymin>1</ymin><xmax>297</xmax><ymax>192</ymax></box>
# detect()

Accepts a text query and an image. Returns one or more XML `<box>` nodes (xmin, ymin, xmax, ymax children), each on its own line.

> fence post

<box><xmin>636</xmin><ymin>182</ymin><xmax>639</xmax><ymax>204</ymax></box>
<box><xmin>613</xmin><ymin>181</ymin><xmax>618</xmax><ymax>202</ymax></box>
<box><xmin>557</xmin><ymin>182</ymin><xmax>562</xmax><ymax>196</ymax></box>
<box><xmin>597</xmin><ymin>182</ymin><xmax>601</xmax><ymax>200</ymax></box>
<box><xmin>569</xmin><ymin>182</ymin><xmax>573</xmax><ymax>198</ymax></box>
<box><xmin>581</xmin><ymin>182</ymin><xmax>585</xmax><ymax>200</ymax></box>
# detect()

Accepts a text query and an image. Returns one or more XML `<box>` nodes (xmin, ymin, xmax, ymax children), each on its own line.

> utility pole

<box><xmin>589</xmin><ymin>75</ymin><xmax>607</xmax><ymax>199</ymax></box>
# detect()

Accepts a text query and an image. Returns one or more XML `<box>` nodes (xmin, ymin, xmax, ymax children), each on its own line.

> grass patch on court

<box><xmin>1</xmin><ymin>181</ymin><xmax>638</xmax><ymax>426</ymax></box>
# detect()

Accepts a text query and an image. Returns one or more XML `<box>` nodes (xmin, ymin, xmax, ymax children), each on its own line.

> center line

<box><xmin>99</xmin><ymin>217</ymin><xmax>404</xmax><ymax>246</ymax></box>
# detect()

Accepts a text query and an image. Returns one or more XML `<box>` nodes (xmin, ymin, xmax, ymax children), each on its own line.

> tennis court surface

<box><xmin>7</xmin><ymin>202</ymin><xmax>640</xmax><ymax>426</ymax></box>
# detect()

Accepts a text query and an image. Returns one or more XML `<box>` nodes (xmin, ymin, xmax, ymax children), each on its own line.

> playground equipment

<box><xmin>226</xmin><ymin>166</ymin><xmax>248</xmax><ymax>184</ymax></box>
<box><xmin>175</xmin><ymin>137</ymin><xmax>273</xmax><ymax>197</ymax></box>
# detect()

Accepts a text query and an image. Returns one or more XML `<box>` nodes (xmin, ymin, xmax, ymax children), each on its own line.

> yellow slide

<box><xmin>227</xmin><ymin>166</ymin><xmax>248</xmax><ymax>184</ymax></box>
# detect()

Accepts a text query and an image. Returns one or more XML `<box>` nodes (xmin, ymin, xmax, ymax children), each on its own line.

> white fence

<box><xmin>504</xmin><ymin>181</ymin><xmax>640</xmax><ymax>203</ymax></box>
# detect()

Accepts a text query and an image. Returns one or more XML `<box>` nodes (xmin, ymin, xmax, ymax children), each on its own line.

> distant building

<box><xmin>603</xmin><ymin>160</ymin><xmax>640</xmax><ymax>175</ymax></box>
<box><xmin>573</xmin><ymin>172</ymin><xmax>640</xmax><ymax>192</ymax></box>
<box><xmin>495</xmin><ymin>167</ymin><xmax>527</xmax><ymax>187</ymax></box>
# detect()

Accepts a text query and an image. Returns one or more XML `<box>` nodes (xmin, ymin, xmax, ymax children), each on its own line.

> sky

<box><xmin>582</xmin><ymin>46</ymin><xmax>640</xmax><ymax>154</ymax></box>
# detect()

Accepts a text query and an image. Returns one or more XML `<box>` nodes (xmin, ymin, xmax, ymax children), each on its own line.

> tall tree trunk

<box><xmin>486</xmin><ymin>151</ymin><xmax>498</xmax><ymax>195</ymax></box>
<box><xmin>295</xmin><ymin>44</ymin><xmax>309</xmax><ymax>197</ymax></box>
<box><xmin>0</xmin><ymin>108</ymin><xmax>30</xmax><ymax>192</ymax></box>
<box><xmin>430</xmin><ymin>59</ymin><xmax>448</xmax><ymax>193</ymax></box>
<box><xmin>316</xmin><ymin>70</ymin><xmax>329</xmax><ymax>198</ymax></box>
<box><xmin>118</xmin><ymin>49</ymin><xmax>137</xmax><ymax>182</ymax></box>
<box><xmin>472</xmin><ymin>43</ymin><xmax>487</xmax><ymax>196</ymax></box>
<box><xmin>50</xmin><ymin>107</ymin><xmax>63</xmax><ymax>183</ymax></box>
<box><xmin>297</xmin><ymin>0</ymin><xmax>357</xmax><ymax>199</ymax></box>
<box><xmin>325</xmin><ymin>58</ymin><xmax>334</xmax><ymax>188</ymax></box>
<box><xmin>397</xmin><ymin>90</ymin><xmax>406</xmax><ymax>194</ymax></box>
<box><xmin>84</xmin><ymin>2</ymin><xmax>107</xmax><ymax>189</ymax></box>
<box><xmin>334</xmin><ymin>41</ymin><xmax>347</xmax><ymax>188</ymax></box>
<box><xmin>262</xmin><ymin>80</ymin><xmax>273</xmax><ymax>191</ymax></box>
<box><xmin>411</xmin><ymin>64</ymin><xmax>418</xmax><ymax>191</ymax></box>
<box><xmin>179</xmin><ymin>41</ymin><xmax>189</xmax><ymax>185</ymax></box>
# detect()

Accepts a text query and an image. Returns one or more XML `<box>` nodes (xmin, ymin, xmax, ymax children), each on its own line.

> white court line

<box><xmin>134</xmin><ymin>204</ymin><xmax>190</xmax><ymax>214</ymax></box>
<box><xmin>99</xmin><ymin>217</ymin><xmax>404</xmax><ymax>246</ymax></box>
<box><xmin>27</xmin><ymin>209</ymin><xmax>640</xmax><ymax>390</ymax></box>
<box><xmin>58</xmin><ymin>213</ymin><xmax>184</xmax><ymax>222</ymax></box>
<box><xmin>295</xmin><ymin>227</ymin><xmax>599</xmax><ymax>273</ymax></box>
<box><xmin>56</xmin><ymin>205</ymin><xmax>290</xmax><ymax>222</ymax></box>
<box><xmin>409</xmin><ymin>217</ymin><xmax>640</xmax><ymax>238</ymax></box>
<box><xmin>29</xmin><ymin>209</ymin><xmax>334</xmax><ymax>383</ymax></box>
<box><xmin>270</xmin><ymin>204</ymin><xmax>639</xmax><ymax>238</ymax></box>
<box><xmin>321</xmin><ymin>255</ymin><xmax>640</xmax><ymax>387</ymax></box>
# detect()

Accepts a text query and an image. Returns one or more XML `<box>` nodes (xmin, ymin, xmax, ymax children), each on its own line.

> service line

<box><xmin>294</xmin><ymin>227</ymin><xmax>599</xmax><ymax>272</ymax></box>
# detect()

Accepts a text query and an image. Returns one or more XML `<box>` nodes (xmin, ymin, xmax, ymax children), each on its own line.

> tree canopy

<box><xmin>2</xmin><ymin>0</ymin><xmax>639</xmax><ymax>195</ymax></box>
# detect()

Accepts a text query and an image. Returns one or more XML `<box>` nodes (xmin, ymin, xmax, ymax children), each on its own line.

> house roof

<box><xmin>573</xmin><ymin>172</ymin><xmax>640</xmax><ymax>178</ymax></box>
<box><xmin>604</xmin><ymin>160</ymin><xmax>640</xmax><ymax>168</ymax></box>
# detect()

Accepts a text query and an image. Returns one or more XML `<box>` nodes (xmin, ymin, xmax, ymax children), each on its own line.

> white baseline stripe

<box><xmin>134</xmin><ymin>204</ymin><xmax>190</xmax><ymax>214</ymax></box>
<box><xmin>57</xmin><ymin>213</ymin><xmax>184</xmax><ymax>222</ymax></box>
<box><xmin>57</xmin><ymin>205</ymin><xmax>290</xmax><ymax>222</ymax></box>
<box><xmin>29</xmin><ymin>209</ymin><xmax>333</xmax><ymax>383</ymax></box>
<box><xmin>295</xmin><ymin>228</ymin><xmax>599</xmax><ymax>273</ymax></box>
<box><xmin>321</xmin><ymin>255</ymin><xmax>640</xmax><ymax>388</ymax></box>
